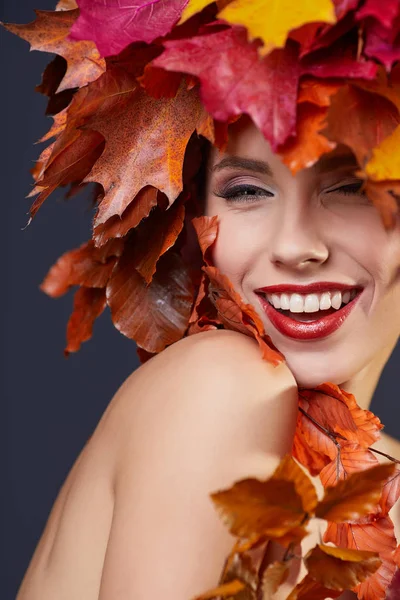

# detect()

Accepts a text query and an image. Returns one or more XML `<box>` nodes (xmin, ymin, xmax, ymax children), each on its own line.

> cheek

<box><xmin>210</xmin><ymin>213</ymin><xmax>264</xmax><ymax>280</ymax></box>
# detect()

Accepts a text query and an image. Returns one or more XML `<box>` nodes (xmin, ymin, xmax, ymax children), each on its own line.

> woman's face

<box><xmin>204</xmin><ymin>117</ymin><xmax>400</xmax><ymax>388</ymax></box>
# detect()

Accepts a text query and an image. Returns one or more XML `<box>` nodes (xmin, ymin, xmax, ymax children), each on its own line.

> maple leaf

<box><xmin>365</xmin><ymin>124</ymin><xmax>400</xmax><ymax>180</ymax></box>
<box><xmin>324</xmin><ymin>516</ymin><xmax>398</xmax><ymax>599</ymax></box>
<box><xmin>315</xmin><ymin>462</ymin><xmax>396</xmax><ymax>522</ymax></box>
<box><xmin>65</xmin><ymin>287</ymin><xmax>106</xmax><ymax>355</ymax></box>
<box><xmin>278</xmin><ymin>103</ymin><xmax>336</xmax><ymax>175</ymax></box>
<box><xmin>304</xmin><ymin>543</ymin><xmax>382</xmax><ymax>591</ymax></box>
<box><xmin>218</xmin><ymin>0</ymin><xmax>336</xmax><ymax>57</ymax></box>
<box><xmin>153</xmin><ymin>25</ymin><xmax>301</xmax><ymax>150</ymax></box>
<box><xmin>69</xmin><ymin>0</ymin><xmax>189</xmax><ymax>57</ymax></box>
<box><xmin>323</xmin><ymin>83</ymin><xmax>400</xmax><ymax>166</ymax></box>
<box><xmin>106</xmin><ymin>245</ymin><xmax>194</xmax><ymax>353</ymax></box>
<box><xmin>362</xmin><ymin>17</ymin><xmax>400</xmax><ymax>72</ymax></box>
<box><xmin>356</xmin><ymin>0</ymin><xmax>400</xmax><ymax>30</ymax></box>
<box><xmin>3</xmin><ymin>10</ymin><xmax>105</xmax><ymax>93</ymax></box>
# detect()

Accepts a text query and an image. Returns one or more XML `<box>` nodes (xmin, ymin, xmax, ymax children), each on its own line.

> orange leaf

<box><xmin>319</xmin><ymin>443</ymin><xmax>380</xmax><ymax>488</ymax></box>
<box><xmin>40</xmin><ymin>239</ymin><xmax>124</xmax><ymax>297</ymax></box>
<box><xmin>279</xmin><ymin>103</ymin><xmax>336</xmax><ymax>175</ymax></box>
<box><xmin>193</xmin><ymin>579</ymin><xmax>247</xmax><ymax>599</ymax></box>
<box><xmin>272</xmin><ymin>454</ymin><xmax>319</xmax><ymax>514</ymax></box>
<box><xmin>65</xmin><ymin>287</ymin><xmax>106</xmax><ymax>355</ymax></box>
<box><xmin>324</xmin><ymin>84</ymin><xmax>400</xmax><ymax>167</ymax></box>
<box><xmin>304</xmin><ymin>543</ymin><xmax>382</xmax><ymax>591</ymax></box>
<box><xmin>315</xmin><ymin>462</ymin><xmax>396</xmax><ymax>522</ymax></box>
<box><xmin>363</xmin><ymin>178</ymin><xmax>400</xmax><ymax>230</ymax></box>
<box><xmin>324</xmin><ymin>516</ymin><xmax>398</xmax><ymax>599</ymax></box>
<box><xmin>4</xmin><ymin>10</ymin><xmax>105</xmax><ymax>93</ymax></box>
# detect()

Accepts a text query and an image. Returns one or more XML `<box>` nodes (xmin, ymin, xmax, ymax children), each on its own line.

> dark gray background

<box><xmin>1</xmin><ymin>2</ymin><xmax>399</xmax><ymax>599</ymax></box>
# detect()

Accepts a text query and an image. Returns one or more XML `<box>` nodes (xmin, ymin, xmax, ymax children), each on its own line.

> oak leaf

<box><xmin>3</xmin><ymin>10</ymin><xmax>105</xmax><ymax>93</ymax></box>
<box><xmin>69</xmin><ymin>0</ymin><xmax>189</xmax><ymax>57</ymax></box>
<box><xmin>83</xmin><ymin>83</ymin><xmax>213</xmax><ymax>226</ymax></box>
<box><xmin>154</xmin><ymin>26</ymin><xmax>301</xmax><ymax>150</ymax></box>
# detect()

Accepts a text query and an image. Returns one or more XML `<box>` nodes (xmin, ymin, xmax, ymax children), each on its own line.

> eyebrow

<box><xmin>211</xmin><ymin>153</ymin><xmax>359</xmax><ymax>177</ymax></box>
<box><xmin>211</xmin><ymin>156</ymin><xmax>273</xmax><ymax>176</ymax></box>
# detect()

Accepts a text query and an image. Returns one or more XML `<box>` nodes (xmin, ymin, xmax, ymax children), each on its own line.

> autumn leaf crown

<box><xmin>3</xmin><ymin>0</ymin><xmax>400</xmax><ymax>360</ymax></box>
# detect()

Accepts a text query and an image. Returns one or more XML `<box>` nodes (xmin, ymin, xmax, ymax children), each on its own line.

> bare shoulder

<box><xmin>100</xmin><ymin>329</ymin><xmax>298</xmax><ymax>469</ymax></box>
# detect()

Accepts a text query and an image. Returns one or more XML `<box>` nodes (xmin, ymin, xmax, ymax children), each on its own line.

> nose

<box><xmin>269</xmin><ymin>202</ymin><xmax>329</xmax><ymax>271</ymax></box>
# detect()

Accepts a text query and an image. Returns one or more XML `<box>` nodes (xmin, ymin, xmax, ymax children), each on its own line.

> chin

<box><xmin>284</xmin><ymin>357</ymin><xmax>354</xmax><ymax>390</ymax></box>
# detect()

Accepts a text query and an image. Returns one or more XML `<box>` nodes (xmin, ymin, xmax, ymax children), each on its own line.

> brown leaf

<box><xmin>65</xmin><ymin>287</ymin><xmax>106</xmax><ymax>355</ymax></box>
<box><xmin>305</xmin><ymin>543</ymin><xmax>382</xmax><ymax>591</ymax></box>
<box><xmin>4</xmin><ymin>10</ymin><xmax>105</xmax><ymax>93</ymax></box>
<box><xmin>193</xmin><ymin>579</ymin><xmax>247</xmax><ymax>599</ymax></box>
<box><xmin>363</xmin><ymin>178</ymin><xmax>400</xmax><ymax>230</ymax></box>
<box><xmin>93</xmin><ymin>186</ymin><xmax>160</xmax><ymax>247</ymax></box>
<box><xmin>261</xmin><ymin>560</ymin><xmax>290</xmax><ymax>598</ymax></box>
<box><xmin>132</xmin><ymin>195</ymin><xmax>186</xmax><ymax>284</ymax></box>
<box><xmin>315</xmin><ymin>462</ymin><xmax>396</xmax><ymax>522</ymax></box>
<box><xmin>285</xmin><ymin>572</ymin><xmax>342</xmax><ymax>599</ymax></box>
<box><xmin>106</xmin><ymin>246</ymin><xmax>194</xmax><ymax>353</ymax></box>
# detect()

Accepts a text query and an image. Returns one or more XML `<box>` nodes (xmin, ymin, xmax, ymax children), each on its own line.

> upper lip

<box><xmin>255</xmin><ymin>282</ymin><xmax>362</xmax><ymax>294</ymax></box>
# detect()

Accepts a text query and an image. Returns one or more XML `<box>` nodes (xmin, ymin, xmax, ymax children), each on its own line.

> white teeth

<box><xmin>331</xmin><ymin>290</ymin><xmax>342</xmax><ymax>310</ymax></box>
<box><xmin>280</xmin><ymin>293</ymin><xmax>290</xmax><ymax>310</ymax></box>
<box><xmin>263</xmin><ymin>288</ymin><xmax>359</xmax><ymax>313</ymax></box>
<box><xmin>319</xmin><ymin>292</ymin><xmax>331</xmax><ymax>310</ymax></box>
<box><xmin>271</xmin><ymin>294</ymin><xmax>281</xmax><ymax>309</ymax></box>
<box><xmin>304</xmin><ymin>294</ymin><xmax>320</xmax><ymax>313</ymax></box>
<box><xmin>289</xmin><ymin>293</ymin><xmax>304</xmax><ymax>313</ymax></box>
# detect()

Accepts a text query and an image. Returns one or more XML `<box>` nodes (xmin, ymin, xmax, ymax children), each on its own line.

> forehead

<box><xmin>208</xmin><ymin>116</ymin><xmax>358</xmax><ymax>177</ymax></box>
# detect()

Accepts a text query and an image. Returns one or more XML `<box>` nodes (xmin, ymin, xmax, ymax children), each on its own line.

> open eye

<box><xmin>215</xmin><ymin>184</ymin><xmax>274</xmax><ymax>203</ymax></box>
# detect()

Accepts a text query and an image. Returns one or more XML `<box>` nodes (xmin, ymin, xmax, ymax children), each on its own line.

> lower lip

<box><xmin>256</xmin><ymin>292</ymin><xmax>362</xmax><ymax>340</ymax></box>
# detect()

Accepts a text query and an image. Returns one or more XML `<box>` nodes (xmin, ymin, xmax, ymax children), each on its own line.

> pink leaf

<box><xmin>70</xmin><ymin>0</ymin><xmax>189</xmax><ymax>57</ymax></box>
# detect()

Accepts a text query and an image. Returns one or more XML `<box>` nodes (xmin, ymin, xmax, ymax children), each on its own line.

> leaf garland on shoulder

<box><xmin>3</xmin><ymin>0</ymin><xmax>400</xmax><ymax>597</ymax></box>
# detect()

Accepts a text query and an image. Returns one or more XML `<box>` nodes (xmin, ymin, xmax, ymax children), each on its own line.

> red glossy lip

<box><xmin>257</xmin><ymin>290</ymin><xmax>362</xmax><ymax>340</ymax></box>
<box><xmin>255</xmin><ymin>282</ymin><xmax>361</xmax><ymax>294</ymax></box>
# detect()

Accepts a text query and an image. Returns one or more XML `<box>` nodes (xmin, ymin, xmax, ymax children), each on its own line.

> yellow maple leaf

<box><xmin>179</xmin><ymin>0</ymin><xmax>214</xmax><ymax>23</ymax></box>
<box><xmin>220</xmin><ymin>0</ymin><xmax>336</xmax><ymax>55</ymax></box>
<box><xmin>365</xmin><ymin>124</ymin><xmax>400</xmax><ymax>181</ymax></box>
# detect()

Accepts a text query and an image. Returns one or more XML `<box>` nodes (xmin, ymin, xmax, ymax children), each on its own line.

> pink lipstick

<box><xmin>256</xmin><ymin>289</ymin><xmax>363</xmax><ymax>340</ymax></box>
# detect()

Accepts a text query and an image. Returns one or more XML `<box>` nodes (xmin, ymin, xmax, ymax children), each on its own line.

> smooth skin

<box><xmin>17</xmin><ymin>117</ymin><xmax>400</xmax><ymax>599</ymax></box>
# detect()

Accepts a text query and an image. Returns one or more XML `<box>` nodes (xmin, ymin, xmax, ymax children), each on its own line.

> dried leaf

<box><xmin>315</xmin><ymin>462</ymin><xmax>396</xmax><ymax>522</ymax></box>
<box><xmin>286</xmin><ymin>572</ymin><xmax>342</xmax><ymax>599</ymax></box>
<box><xmin>4</xmin><ymin>10</ymin><xmax>105</xmax><ymax>92</ymax></box>
<box><xmin>305</xmin><ymin>543</ymin><xmax>382</xmax><ymax>591</ymax></box>
<box><xmin>65</xmin><ymin>287</ymin><xmax>106</xmax><ymax>354</ymax></box>
<box><xmin>324</xmin><ymin>515</ymin><xmax>398</xmax><ymax>599</ymax></box>
<box><xmin>106</xmin><ymin>246</ymin><xmax>194</xmax><ymax>353</ymax></box>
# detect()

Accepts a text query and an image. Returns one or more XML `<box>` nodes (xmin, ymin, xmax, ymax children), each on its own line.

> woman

<box><xmin>7</xmin><ymin>1</ymin><xmax>400</xmax><ymax>598</ymax></box>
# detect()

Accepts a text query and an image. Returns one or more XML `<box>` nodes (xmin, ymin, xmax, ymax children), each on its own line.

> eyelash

<box><xmin>215</xmin><ymin>182</ymin><xmax>366</xmax><ymax>203</ymax></box>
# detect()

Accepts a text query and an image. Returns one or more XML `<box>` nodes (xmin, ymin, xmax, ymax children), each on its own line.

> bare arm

<box><xmin>98</xmin><ymin>329</ymin><xmax>299</xmax><ymax>599</ymax></box>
